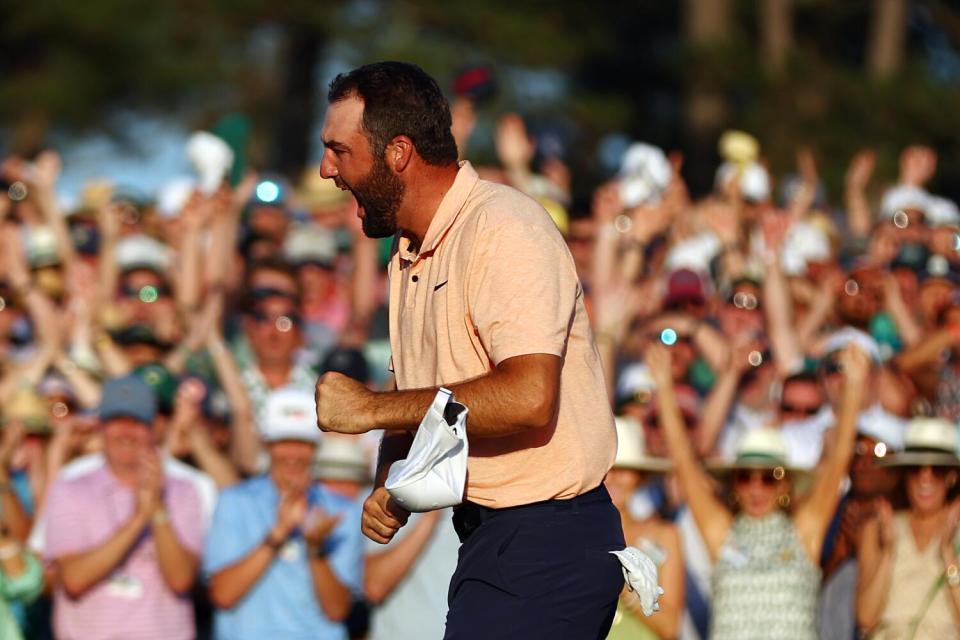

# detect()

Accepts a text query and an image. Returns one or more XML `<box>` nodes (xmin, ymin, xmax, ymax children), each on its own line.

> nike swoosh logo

<box><xmin>434</xmin><ymin>281</ymin><xmax>448</xmax><ymax>292</ymax></box>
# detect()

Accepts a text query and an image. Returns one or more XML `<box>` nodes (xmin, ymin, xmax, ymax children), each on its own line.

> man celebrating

<box><xmin>315</xmin><ymin>61</ymin><xmax>624</xmax><ymax>638</ymax></box>
<box><xmin>43</xmin><ymin>376</ymin><xmax>203</xmax><ymax>640</ymax></box>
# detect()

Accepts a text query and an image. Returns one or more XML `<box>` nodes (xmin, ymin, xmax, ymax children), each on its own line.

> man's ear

<box><xmin>389</xmin><ymin>136</ymin><xmax>414</xmax><ymax>173</ymax></box>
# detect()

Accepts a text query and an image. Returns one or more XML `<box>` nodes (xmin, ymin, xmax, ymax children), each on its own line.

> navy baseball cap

<box><xmin>99</xmin><ymin>375</ymin><xmax>157</xmax><ymax>426</ymax></box>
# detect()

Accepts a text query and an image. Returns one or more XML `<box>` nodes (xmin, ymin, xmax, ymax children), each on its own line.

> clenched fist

<box><xmin>315</xmin><ymin>371</ymin><xmax>377</xmax><ymax>435</ymax></box>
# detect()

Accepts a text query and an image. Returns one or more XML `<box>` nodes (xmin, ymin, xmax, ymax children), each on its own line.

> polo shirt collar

<box><xmin>398</xmin><ymin>161</ymin><xmax>479</xmax><ymax>262</ymax></box>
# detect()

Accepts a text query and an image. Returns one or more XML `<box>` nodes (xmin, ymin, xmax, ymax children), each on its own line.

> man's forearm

<box><xmin>58</xmin><ymin>512</ymin><xmax>147</xmax><ymax>597</ymax></box>
<box><xmin>209</xmin><ymin>542</ymin><xmax>276</xmax><ymax>609</ymax></box>
<box><xmin>152</xmin><ymin>515</ymin><xmax>199</xmax><ymax>594</ymax></box>
<box><xmin>309</xmin><ymin>556</ymin><xmax>352</xmax><ymax>622</ymax></box>
<box><xmin>370</xmin><ymin>354</ymin><xmax>560</xmax><ymax>437</ymax></box>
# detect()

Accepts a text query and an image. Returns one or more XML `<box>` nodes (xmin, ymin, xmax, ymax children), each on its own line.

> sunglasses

<box><xmin>249</xmin><ymin>310</ymin><xmax>302</xmax><ymax>331</ymax></box>
<box><xmin>733</xmin><ymin>467</ymin><xmax>785</xmax><ymax>487</ymax></box>
<box><xmin>729</xmin><ymin>292</ymin><xmax>761</xmax><ymax>311</ymax></box>
<box><xmin>779</xmin><ymin>402</ymin><xmax>820</xmax><ymax>417</ymax></box>
<box><xmin>906</xmin><ymin>465</ymin><xmax>954</xmax><ymax>478</ymax></box>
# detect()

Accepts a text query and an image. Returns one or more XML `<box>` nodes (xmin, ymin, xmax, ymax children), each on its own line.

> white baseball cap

<box><xmin>881</xmin><ymin>185</ymin><xmax>931</xmax><ymax>219</ymax></box>
<box><xmin>261</xmin><ymin>390</ymin><xmax>320</xmax><ymax>445</ymax></box>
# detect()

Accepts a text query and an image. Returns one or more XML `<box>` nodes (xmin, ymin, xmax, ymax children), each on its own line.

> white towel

<box><xmin>610</xmin><ymin>546</ymin><xmax>664</xmax><ymax>617</ymax></box>
<box><xmin>385</xmin><ymin>388</ymin><xmax>469</xmax><ymax>513</ymax></box>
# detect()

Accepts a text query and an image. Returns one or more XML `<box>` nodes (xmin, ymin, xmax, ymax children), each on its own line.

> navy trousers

<box><xmin>443</xmin><ymin>484</ymin><xmax>625</xmax><ymax>640</ymax></box>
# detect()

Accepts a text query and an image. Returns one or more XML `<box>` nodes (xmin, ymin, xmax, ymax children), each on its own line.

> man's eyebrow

<box><xmin>323</xmin><ymin>138</ymin><xmax>349</xmax><ymax>152</ymax></box>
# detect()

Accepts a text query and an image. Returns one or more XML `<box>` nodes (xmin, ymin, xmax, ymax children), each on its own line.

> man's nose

<box><xmin>319</xmin><ymin>150</ymin><xmax>338</xmax><ymax>179</ymax></box>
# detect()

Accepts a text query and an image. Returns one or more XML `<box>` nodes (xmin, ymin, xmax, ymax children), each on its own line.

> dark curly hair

<box><xmin>327</xmin><ymin>61</ymin><xmax>458</xmax><ymax>167</ymax></box>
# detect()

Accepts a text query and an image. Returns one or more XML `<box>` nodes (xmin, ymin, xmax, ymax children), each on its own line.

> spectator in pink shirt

<box><xmin>43</xmin><ymin>375</ymin><xmax>204</xmax><ymax>640</ymax></box>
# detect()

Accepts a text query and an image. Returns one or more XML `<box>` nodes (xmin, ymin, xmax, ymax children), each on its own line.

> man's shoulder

<box><xmin>312</xmin><ymin>483</ymin><xmax>361</xmax><ymax>515</ymax></box>
<box><xmin>466</xmin><ymin>179</ymin><xmax>555</xmax><ymax>229</ymax></box>
<box><xmin>51</xmin><ymin>456</ymin><xmax>107</xmax><ymax>493</ymax></box>
<box><xmin>219</xmin><ymin>474</ymin><xmax>271</xmax><ymax>503</ymax></box>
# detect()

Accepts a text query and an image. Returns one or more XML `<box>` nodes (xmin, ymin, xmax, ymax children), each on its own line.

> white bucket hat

<box><xmin>707</xmin><ymin>427</ymin><xmax>813</xmax><ymax>492</ymax></box>
<box><xmin>314</xmin><ymin>436</ymin><xmax>373</xmax><ymax>484</ymax></box>
<box><xmin>880</xmin><ymin>417</ymin><xmax>960</xmax><ymax>468</ymax></box>
<box><xmin>385</xmin><ymin>388</ymin><xmax>469</xmax><ymax>513</ymax></box>
<box><xmin>614</xmin><ymin>416</ymin><xmax>672</xmax><ymax>473</ymax></box>
<box><xmin>881</xmin><ymin>185</ymin><xmax>931</xmax><ymax>219</ymax></box>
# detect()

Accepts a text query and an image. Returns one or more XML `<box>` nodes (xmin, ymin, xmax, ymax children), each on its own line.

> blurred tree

<box><xmin>869</xmin><ymin>0</ymin><xmax>908</xmax><ymax>78</ymax></box>
<box><xmin>2</xmin><ymin>0</ymin><xmax>960</xmax><ymax>204</ymax></box>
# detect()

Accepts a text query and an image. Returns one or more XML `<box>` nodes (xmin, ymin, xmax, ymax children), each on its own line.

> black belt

<box><xmin>451</xmin><ymin>484</ymin><xmax>610</xmax><ymax>543</ymax></box>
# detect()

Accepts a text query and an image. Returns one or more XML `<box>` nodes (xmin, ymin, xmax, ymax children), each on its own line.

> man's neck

<box><xmin>108</xmin><ymin>463</ymin><xmax>139</xmax><ymax>488</ymax></box>
<box><xmin>259</xmin><ymin>360</ymin><xmax>293</xmax><ymax>388</ymax></box>
<box><xmin>397</xmin><ymin>162</ymin><xmax>461</xmax><ymax>247</ymax></box>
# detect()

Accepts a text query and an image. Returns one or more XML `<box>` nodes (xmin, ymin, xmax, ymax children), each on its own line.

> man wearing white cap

<box><xmin>203</xmin><ymin>390</ymin><xmax>362</xmax><ymax>640</ymax></box>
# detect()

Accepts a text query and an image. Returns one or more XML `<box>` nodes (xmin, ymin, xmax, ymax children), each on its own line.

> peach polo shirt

<box><xmin>388</xmin><ymin>161</ymin><xmax>615</xmax><ymax>508</ymax></box>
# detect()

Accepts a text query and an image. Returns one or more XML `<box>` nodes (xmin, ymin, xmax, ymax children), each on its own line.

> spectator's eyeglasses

<box><xmin>728</xmin><ymin>292</ymin><xmax>761</xmax><ymax>311</ymax></box>
<box><xmin>906</xmin><ymin>465</ymin><xmax>953</xmax><ymax>478</ymax></box>
<box><xmin>120</xmin><ymin>284</ymin><xmax>170</xmax><ymax>302</ymax></box>
<box><xmin>733</xmin><ymin>468</ymin><xmax>784</xmax><ymax>487</ymax></box>
<box><xmin>249</xmin><ymin>310</ymin><xmax>301</xmax><ymax>332</ymax></box>
<box><xmin>779</xmin><ymin>402</ymin><xmax>820</xmax><ymax>417</ymax></box>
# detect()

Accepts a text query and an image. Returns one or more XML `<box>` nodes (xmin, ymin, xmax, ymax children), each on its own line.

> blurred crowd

<box><xmin>1</xmin><ymin>96</ymin><xmax>960</xmax><ymax>640</ymax></box>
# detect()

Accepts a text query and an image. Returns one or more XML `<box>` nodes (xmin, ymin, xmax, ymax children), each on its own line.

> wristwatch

<box><xmin>264</xmin><ymin>532</ymin><xmax>286</xmax><ymax>553</ymax></box>
<box><xmin>310</xmin><ymin>542</ymin><xmax>330</xmax><ymax>560</ymax></box>
<box><xmin>947</xmin><ymin>563</ymin><xmax>960</xmax><ymax>588</ymax></box>
<box><xmin>152</xmin><ymin>508</ymin><xmax>170</xmax><ymax>526</ymax></box>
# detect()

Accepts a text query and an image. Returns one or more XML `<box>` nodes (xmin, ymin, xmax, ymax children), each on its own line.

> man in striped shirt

<box><xmin>43</xmin><ymin>376</ymin><xmax>203</xmax><ymax>640</ymax></box>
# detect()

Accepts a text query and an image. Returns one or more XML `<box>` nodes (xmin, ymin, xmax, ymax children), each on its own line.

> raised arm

<box><xmin>761</xmin><ymin>213</ymin><xmax>804</xmax><ymax>376</ymax></box>
<box><xmin>646</xmin><ymin>343</ymin><xmax>732</xmax><ymax>561</ymax></box>
<box><xmin>696</xmin><ymin>342</ymin><xmax>753</xmax><ymax>457</ymax></box>
<box><xmin>844</xmin><ymin>150</ymin><xmax>876</xmax><ymax>239</ymax></box>
<box><xmin>856</xmin><ymin>500</ymin><xmax>895</xmax><ymax>631</ymax></box>
<box><xmin>794</xmin><ymin>345</ymin><xmax>868</xmax><ymax>561</ymax></box>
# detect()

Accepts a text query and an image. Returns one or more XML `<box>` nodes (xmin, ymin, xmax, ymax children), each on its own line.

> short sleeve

<box><xmin>168</xmin><ymin>480</ymin><xmax>205</xmax><ymax>555</ymax></box>
<box><xmin>327</xmin><ymin>500</ymin><xmax>364</xmax><ymax>594</ymax></box>
<box><xmin>44</xmin><ymin>480</ymin><xmax>93</xmax><ymax>561</ymax></box>
<box><xmin>467</xmin><ymin>221</ymin><xmax>578</xmax><ymax>365</ymax></box>
<box><xmin>202</xmin><ymin>489</ymin><xmax>261</xmax><ymax>578</ymax></box>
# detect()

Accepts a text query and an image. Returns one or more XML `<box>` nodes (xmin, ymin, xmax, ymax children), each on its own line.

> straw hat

<box><xmin>880</xmin><ymin>417</ymin><xmax>960</xmax><ymax>468</ymax></box>
<box><xmin>314</xmin><ymin>436</ymin><xmax>373</xmax><ymax>484</ymax></box>
<box><xmin>707</xmin><ymin>427</ymin><xmax>813</xmax><ymax>490</ymax></box>
<box><xmin>3</xmin><ymin>390</ymin><xmax>52</xmax><ymax>435</ymax></box>
<box><xmin>613</xmin><ymin>416</ymin><xmax>672</xmax><ymax>473</ymax></box>
<box><xmin>295</xmin><ymin>164</ymin><xmax>351</xmax><ymax>211</ymax></box>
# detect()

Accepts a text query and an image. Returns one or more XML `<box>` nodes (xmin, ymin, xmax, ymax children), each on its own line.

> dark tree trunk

<box><xmin>271</xmin><ymin>24</ymin><xmax>322</xmax><ymax>180</ymax></box>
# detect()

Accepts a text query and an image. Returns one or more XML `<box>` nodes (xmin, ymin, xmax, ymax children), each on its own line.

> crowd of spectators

<box><xmin>1</xmin><ymin>95</ymin><xmax>960</xmax><ymax>640</ymax></box>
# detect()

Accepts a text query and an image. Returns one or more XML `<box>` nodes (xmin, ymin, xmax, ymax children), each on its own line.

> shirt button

<box><xmin>412</xmin><ymin>275</ymin><xmax>419</xmax><ymax>282</ymax></box>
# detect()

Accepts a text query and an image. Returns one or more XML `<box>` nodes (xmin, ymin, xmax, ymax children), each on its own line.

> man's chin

<box><xmin>361</xmin><ymin>216</ymin><xmax>397</xmax><ymax>239</ymax></box>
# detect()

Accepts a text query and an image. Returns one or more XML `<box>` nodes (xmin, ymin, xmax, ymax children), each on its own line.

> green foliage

<box><xmin>2</xmin><ymin>0</ymin><xmax>960</xmax><ymax>199</ymax></box>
